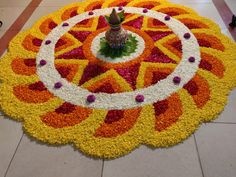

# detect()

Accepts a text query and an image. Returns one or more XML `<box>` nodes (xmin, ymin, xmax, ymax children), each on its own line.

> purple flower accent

<box><xmin>188</xmin><ymin>57</ymin><xmax>195</xmax><ymax>63</ymax></box>
<box><xmin>54</xmin><ymin>82</ymin><xmax>62</xmax><ymax>89</ymax></box>
<box><xmin>39</xmin><ymin>59</ymin><xmax>47</xmax><ymax>66</ymax></box>
<box><xmin>184</xmin><ymin>33</ymin><xmax>191</xmax><ymax>39</ymax></box>
<box><xmin>118</xmin><ymin>6</ymin><xmax>123</xmax><ymax>11</ymax></box>
<box><xmin>62</xmin><ymin>22</ymin><xmax>69</xmax><ymax>27</ymax></box>
<box><xmin>165</xmin><ymin>15</ymin><xmax>170</xmax><ymax>21</ymax></box>
<box><xmin>143</xmin><ymin>8</ymin><xmax>148</xmax><ymax>13</ymax></box>
<box><xmin>173</xmin><ymin>76</ymin><xmax>181</xmax><ymax>84</ymax></box>
<box><xmin>45</xmin><ymin>40</ymin><xmax>51</xmax><ymax>45</ymax></box>
<box><xmin>135</xmin><ymin>94</ymin><xmax>144</xmax><ymax>103</ymax></box>
<box><xmin>88</xmin><ymin>11</ymin><xmax>94</xmax><ymax>15</ymax></box>
<box><xmin>87</xmin><ymin>95</ymin><xmax>96</xmax><ymax>103</ymax></box>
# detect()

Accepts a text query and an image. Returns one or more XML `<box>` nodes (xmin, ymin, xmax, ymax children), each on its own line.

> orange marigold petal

<box><xmin>194</xmin><ymin>33</ymin><xmax>225</xmax><ymax>51</ymax></box>
<box><xmin>55</xmin><ymin>35</ymin><xmax>75</xmax><ymax>52</ymax></box>
<box><xmin>157</xmin><ymin>7</ymin><xmax>189</xmax><ymax>16</ymax></box>
<box><xmin>183</xmin><ymin>74</ymin><xmax>210</xmax><ymax>108</ymax></box>
<box><xmin>13</xmin><ymin>82</ymin><xmax>54</xmax><ymax>103</ymax></box>
<box><xmin>11</xmin><ymin>58</ymin><xmax>36</xmax><ymax>76</ymax></box>
<box><xmin>147</xmin><ymin>18</ymin><xmax>168</xmax><ymax>29</ymax></box>
<box><xmin>84</xmin><ymin>0</ymin><xmax>103</xmax><ymax>11</ymax></box>
<box><xmin>94</xmin><ymin>108</ymin><xmax>141</xmax><ymax>138</ymax></box>
<box><xmin>108</xmin><ymin>0</ymin><xmax>132</xmax><ymax>7</ymax></box>
<box><xmin>130</xmin><ymin>1</ymin><xmax>160</xmax><ymax>9</ymax></box>
<box><xmin>163</xmin><ymin>36</ymin><xmax>182</xmax><ymax>58</ymax></box>
<box><xmin>86</xmin><ymin>76</ymin><xmax>125</xmax><ymax>93</ymax></box>
<box><xmin>179</xmin><ymin>18</ymin><xmax>209</xmax><ymax>29</ymax></box>
<box><xmin>41</xmin><ymin>102</ymin><xmax>92</xmax><ymax>128</ymax></box>
<box><xmin>22</xmin><ymin>34</ymin><xmax>42</xmax><ymax>52</ymax></box>
<box><xmin>154</xmin><ymin>93</ymin><xmax>182</xmax><ymax>131</ymax></box>
<box><xmin>199</xmin><ymin>53</ymin><xmax>225</xmax><ymax>78</ymax></box>
<box><xmin>55</xmin><ymin>63</ymin><xmax>80</xmax><ymax>82</ymax></box>
<box><xmin>61</xmin><ymin>6</ymin><xmax>79</xmax><ymax>21</ymax></box>
<box><xmin>39</xmin><ymin>18</ymin><xmax>58</xmax><ymax>35</ymax></box>
<box><xmin>144</xmin><ymin>68</ymin><xmax>173</xmax><ymax>87</ymax></box>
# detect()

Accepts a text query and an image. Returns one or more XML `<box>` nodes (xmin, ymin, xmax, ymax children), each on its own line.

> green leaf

<box><xmin>105</xmin><ymin>15</ymin><xmax>110</xmax><ymax>23</ymax></box>
<box><xmin>118</xmin><ymin>10</ymin><xmax>125</xmax><ymax>22</ymax></box>
<box><xmin>99</xmin><ymin>35</ymin><xmax>138</xmax><ymax>59</ymax></box>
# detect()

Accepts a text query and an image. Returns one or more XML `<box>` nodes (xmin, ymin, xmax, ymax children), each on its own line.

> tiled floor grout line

<box><xmin>193</xmin><ymin>134</ymin><xmax>205</xmax><ymax>177</ymax></box>
<box><xmin>101</xmin><ymin>159</ymin><xmax>105</xmax><ymax>177</ymax></box>
<box><xmin>3</xmin><ymin>133</ymin><xmax>24</xmax><ymax>177</ymax></box>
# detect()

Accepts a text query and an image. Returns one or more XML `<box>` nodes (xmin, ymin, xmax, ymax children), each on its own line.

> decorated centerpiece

<box><xmin>105</xmin><ymin>8</ymin><xmax>128</xmax><ymax>49</ymax></box>
<box><xmin>99</xmin><ymin>8</ymin><xmax>138</xmax><ymax>59</ymax></box>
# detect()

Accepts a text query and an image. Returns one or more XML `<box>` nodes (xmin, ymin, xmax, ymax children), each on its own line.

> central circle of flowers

<box><xmin>36</xmin><ymin>7</ymin><xmax>201</xmax><ymax>110</ymax></box>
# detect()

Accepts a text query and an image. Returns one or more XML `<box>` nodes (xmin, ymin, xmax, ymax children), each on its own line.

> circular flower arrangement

<box><xmin>0</xmin><ymin>0</ymin><xmax>236</xmax><ymax>158</ymax></box>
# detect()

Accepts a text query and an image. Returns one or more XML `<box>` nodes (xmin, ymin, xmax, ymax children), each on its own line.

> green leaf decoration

<box><xmin>118</xmin><ymin>10</ymin><xmax>125</xmax><ymax>22</ymax></box>
<box><xmin>99</xmin><ymin>34</ymin><xmax>138</xmax><ymax>59</ymax></box>
<box><xmin>105</xmin><ymin>15</ymin><xmax>110</xmax><ymax>23</ymax></box>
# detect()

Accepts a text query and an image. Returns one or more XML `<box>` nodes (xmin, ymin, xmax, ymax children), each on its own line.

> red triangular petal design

<box><xmin>115</xmin><ymin>64</ymin><xmax>140</xmax><ymax>90</ymax></box>
<box><xmin>123</xmin><ymin>17</ymin><xmax>144</xmax><ymax>29</ymax></box>
<box><xmin>56</xmin><ymin>47</ymin><xmax>85</xmax><ymax>59</ymax></box>
<box><xmin>69</xmin><ymin>30</ymin><xmax>92</xmax><ymax>42</ymax></box>
<box><xmin>144</xmin><ymin>47</ymin><xmax>176</xmax><ymax>63</ymax></box>
<box><xmin>104</xmin><ymin>110</ymin><xmax>124</xmax><ymax>124</ymax></box>
<box><xmin>145</xmin><ymin>31</ymin><xmax>173</xmax><ymax>41</ymax></box>
<box><xmin>97</xmin><ymin>16</ymin><xmax>109</xmax><ymax>29</ymax></box>
<box><xmin>93</xmin><ymin>83</ymin><xmax>115</xmax><ymax>93</ymax></box>
<box><xmin>79</xmin><ymin>64</ymin><xmax>107</xmax><ymax>85</ymax></box>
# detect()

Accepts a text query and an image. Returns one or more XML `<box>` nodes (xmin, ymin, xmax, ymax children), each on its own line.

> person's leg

<box><xmin>229</xmin><ymin>15</ymin><xmax>236</xmax><ymax>27</ymax></box>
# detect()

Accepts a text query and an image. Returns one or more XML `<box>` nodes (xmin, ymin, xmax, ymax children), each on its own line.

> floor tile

<box><xmin>225</xmin><ymin>0</ymin><xmax>236</xmax><ymax>15</ymax></box>
<box><xmin>0</xmin><ymin>116</ymin><xmax>23</xmax><ymax>177</ymax></box>
<box><xmin>195</xmin><ymin>123</ymin><xmax>236</xmax><ymax>177</ymax></box>
<box><xmin>5</xmin><ymin>135</ymin><xmax>103</xmax><ymax>177</ymax></box>
<box><xmin>213</xmin><ymin>89</ymin><xmax>236</xmax><ymax>123</ymax></box>
<box><xmin>103</xmin><ymin>136</ymin><xmax>202</xmax><ymax>177</ymax></box>
<box><xmin>0</xmin><ymin>0</ymin><xmax>31</xmax><ymax>7</ymax></box>
<box><xmin>0</xmin><ymin>7</ymin><xmax>26</xmax><ymax>31</ymax></box>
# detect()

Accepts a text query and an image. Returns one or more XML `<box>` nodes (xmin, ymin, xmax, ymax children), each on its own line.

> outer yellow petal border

<box><xmin>0</xmin><ymin>0</ymin><xmax>236</xmax><ymax>159</ymax></box>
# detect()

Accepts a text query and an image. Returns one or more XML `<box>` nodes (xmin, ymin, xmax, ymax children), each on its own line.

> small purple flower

<box><xmin>45</xmin><ymin>40</ymin><xmax>51</xmax><ymax>45</ymax></box>
<box><xmin>188</xmin><ymin>57</ymin><xmax>195</xmax><ymax>63</ymax></box>
<box><xmin>87</xmin><ymin>94</ymin><xmax>96</xmax><ymax>103</ymax></box>
<box><xmin>135</xmin><ymin>94</ymin><xmax>145</xmax><ymax>103</ymax></box>
<box><xmin>184</xmin><ymin>33</ymin><xmax>191</xmax><ymax>39</ymax></box>
<box><xmin>143</xmin><ymin>8</ymin><xmax>148</xmax><ymax>13</ymax></box>
<box><xmin>54</xmin><ymin>82</ymin><xmax>62</xmax><ymax>89</ymax></box>
<box><xmin>39</xmin><ymin>59</ymin><xmax>47</xmax><ymax>66</ymax></box>
<box><xmin>88</xmin><ymin>11</ymin><xmax>94</xmax><ymax>15</ymax></box>
<box><xmin>165</xmin><ymin>15</ymin><xmax>170</xmax><ymax>21</ymax></box>
<box><xmin>118</xmin><ymin>6</ymin><xmax>123</xmax><ymax>11</ymax></box>
<box><xmin>173</xmin><ymin>76</ymin><xmax>181</xmax><ymax>84</ymax></box>
<box><xmin>62</xmin><ymin>22</ymin><xmax>69</xmax><ymax>27</ymax></box>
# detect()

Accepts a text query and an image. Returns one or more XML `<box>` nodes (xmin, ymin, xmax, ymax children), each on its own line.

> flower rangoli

<box><xmin>0</xmin><ymin>0</ymin><xmax>236</xmax><ymax>158</ymax></box>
